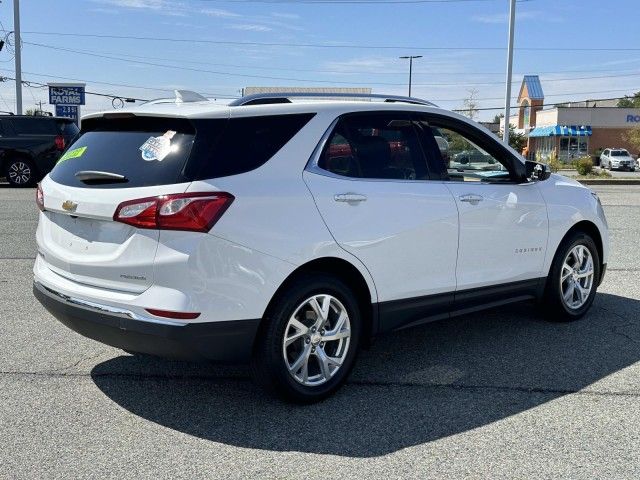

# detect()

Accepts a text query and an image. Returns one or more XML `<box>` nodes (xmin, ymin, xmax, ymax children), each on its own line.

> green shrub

<box><xmin>547</xmin><ymin>153</ymin><xmax>562</xmax><ymax>173</ymax></box>
<box><xmin>575</xmin><ymin>157</ymin><xmax>593</xmax><ymax>176</ymax></box>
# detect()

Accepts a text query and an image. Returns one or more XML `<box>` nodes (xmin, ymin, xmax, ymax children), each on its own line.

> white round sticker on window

<box><xmin>139</xmin><ymin>130</ymin><xmax>177</xmax><ymax>162</ymax></box>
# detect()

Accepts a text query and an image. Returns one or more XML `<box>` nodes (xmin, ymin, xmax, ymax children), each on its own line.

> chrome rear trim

<box><xmin>34</xmin><ymin>281</ymin><xmax>187</xmax><ymax>327</ymax></box>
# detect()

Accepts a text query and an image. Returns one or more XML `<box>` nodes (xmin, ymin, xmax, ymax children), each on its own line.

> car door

<box><xmin>415</xmin><ymin>112</ymin><xmax>549</xmax><ymax>300</ymax></box>
<box><xmin>303</xmin><ymin>111</ymin><xmax>459</xmax><ymax>331</ymax></box>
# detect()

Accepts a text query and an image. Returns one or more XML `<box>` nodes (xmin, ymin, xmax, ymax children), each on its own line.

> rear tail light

<box><xmin>114</xmin><ymin>192</ymin><xmax>234</xmax><ymax>232</ymax></box>
<box><xmin>36</xmin><ymin>184</ymin><xmax>45</xmax><ymax>211</ymax></box>
<box><xmin>54</xmin><ymin>135</ymin><xmax>65</xmax><ymax>151</ymax></box>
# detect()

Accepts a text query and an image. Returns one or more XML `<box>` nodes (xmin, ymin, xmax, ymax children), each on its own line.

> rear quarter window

<box><xmin>190</xmin><ymin>113</ymin><xmax>315</xmax><ymax>179</ymax></box>
<box><xmin>56</xmin><ymin>120</ymin><xmax>80</xmax><ymax>137</ymax></box>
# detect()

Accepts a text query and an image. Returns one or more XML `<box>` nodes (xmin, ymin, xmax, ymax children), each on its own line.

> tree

<box><xmin>492</xmin><ymin>113</ymin><xmax>504</xmax><ymax>124</ymax></box>
<box><xmin>617</xmin><ymin>91</ymin><xmax>640</xmax><ymax>108</ymax></box>
<box><xmin>508</xmin><ymin>125</ymin><xmax>527</xmax><ymax>153</ymax></box>
<box><xmin>460</xmin><ymin>88</ymin><xmax>479</xmax><ymax>121</ymax></box>
<box><xmin>623</xmin><ymin>127</ymin><xmax>640</xmax><ymax>154</ymax></box>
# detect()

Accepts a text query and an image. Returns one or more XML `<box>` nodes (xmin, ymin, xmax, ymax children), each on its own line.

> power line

<box><xmin>22</xmin><ymin>30</ymin><xmax>640</xmax><ymax>52</ymax></box>
<box><xmin>0</xmin><ymin>67</ymin><xmax>239</xmax><ymax>99</ymax></box>
<box><xmin>0</xmin><ymin>74</ymin><xmax>151</xmax><ymax>103</ymax></box>
<box><xmin>22</xmin><ymin>41</ymin><xmax>640</xmax><ymax>87</ymax></box>
<box><xmin>26</xmin><ymin>41</ymin><xmax>640</xmax><ymax>77</ymax></box>
<box><xmin>451</xmin><ymin>95</ymin><xmax>630</xmax><ymax>113</ymax></box>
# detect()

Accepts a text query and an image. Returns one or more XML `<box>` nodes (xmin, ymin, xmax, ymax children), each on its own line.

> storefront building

<box><xmin>501</xmin><ymin>76</ymin><xmax>640</xmax><ymax>161</ymax></box>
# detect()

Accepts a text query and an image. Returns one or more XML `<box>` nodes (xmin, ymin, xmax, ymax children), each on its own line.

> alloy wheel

<box><xmin>560</xmin><ymin>244</ymin><xmax>595</xmax><ymax>310</ymax></box>
<box><xmin>282</xmin><ymin>294</ymin><xmax>351</xmax><ymax>386</ymax></box>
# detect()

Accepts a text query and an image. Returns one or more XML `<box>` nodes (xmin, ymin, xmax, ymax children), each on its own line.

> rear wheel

<box><xmin>251</xmin><ymin>273</ymin><xmax>361</xmax><ymax>403</ymax></box>
<box><xmin>4</xmin><ymin>158</ymin><xmax>36</xmax><ymax>187</ymax></box>
<box><xmin>542</xmin><ymin>231</ymin><xmax>600</xmax><ymax>322</ymax></box>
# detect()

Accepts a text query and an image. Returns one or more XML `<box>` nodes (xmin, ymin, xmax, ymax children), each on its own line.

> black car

<box><xmin>0</xmin><ymin>115</ymin><xmax>79</xmax><ymax>187</ymax></box>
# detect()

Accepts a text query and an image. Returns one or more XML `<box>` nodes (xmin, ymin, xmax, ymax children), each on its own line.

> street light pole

<box><xmin>13</xmin><ymin>0</ymin><xmax>22</xmax><ymax>115</ymax></box>
<box><xmin>502</xmin><ymin>0</ymin><xmax>516</xmax><ymax>144</ymax></box>
<box><xmin>399</xmin><ymin>55</ymin><xmax>422</xmax><ymax>97</ymax></box>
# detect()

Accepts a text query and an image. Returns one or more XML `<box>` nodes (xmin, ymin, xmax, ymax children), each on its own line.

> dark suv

<box><xmin>0</xmin><ymin>115</ymin><xmax>79</xmax><ymax>187</ymax></box>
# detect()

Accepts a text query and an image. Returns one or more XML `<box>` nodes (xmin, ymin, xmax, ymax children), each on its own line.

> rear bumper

<box><xmin>33</xmin><ymin>281</ymin><xmax>260</xmax><ymax>363</ymax></box>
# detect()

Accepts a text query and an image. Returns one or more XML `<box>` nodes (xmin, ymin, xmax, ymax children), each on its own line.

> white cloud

<box><xmin>201</xmin><ymin>8</ymin><xmax>241</xmax><ymax>18</ymax></box>
<box><xmin>91</xmin><ymin>0</ymin><xmax>188</xmax><ymax>16</ymax></box>
<box><xmin>471</xmin><ymin>10</ymin><xmax>547</xmax><ymax>24</ymax></box>
<box><xmin>228</xmin><ymin>24</ymin><xmax>273</xmax><ymax>32</ymax></box>
<box><xmin>271</xmin><ymin>12</ymin><xmax>301</xmax><ymax>20</ymax></box>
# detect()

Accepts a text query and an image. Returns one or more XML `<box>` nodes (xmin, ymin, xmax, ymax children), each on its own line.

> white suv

<box><xmin>600</xmin><ymin>148</ymin><xmax>636</xmax><ymax>171</ymax></box>
<box><xmin>33</xmin><ymin>92</ymin><xmax>609</xmax><ymax>403</ymax></box>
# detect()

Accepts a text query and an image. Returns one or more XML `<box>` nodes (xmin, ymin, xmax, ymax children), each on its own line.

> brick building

<box><xmin>501</xmin><ymin>76</ymin><xmax>640</xmax><ymax>161</ymax></box>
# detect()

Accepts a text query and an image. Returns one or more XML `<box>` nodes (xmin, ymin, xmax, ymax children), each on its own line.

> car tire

<box><xmin>542</xmin><ymin>231</ymin><xmax>600</xmax><ymax>322</ymax></box>
<box><xmin>250</xmin><ymin>272</ymin><xmax>361</xmax><ymax>403</ymax></box>
<box><xmin>4</xmin><ymin>157</ymin><xmax>37</xmax><ymax>187</ymax></box>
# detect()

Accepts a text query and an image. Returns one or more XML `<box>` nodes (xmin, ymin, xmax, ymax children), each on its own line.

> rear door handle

<box><xmin>334</xmin><ymin>193</ymin><xmax>367</xmax><ymax>203</ymax></box>
<box><xmin>459</xmin><ymin>194</ymin><xmax>483</xmax><ymax>205</ymax></box>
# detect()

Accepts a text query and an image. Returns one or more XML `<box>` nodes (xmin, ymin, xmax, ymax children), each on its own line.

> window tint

<box><xmin>49</xmin><ymin>114</ymin><xmax>315</xmax><ymax>188</ymax></box>
<box><xmin>193</xmin><ymin>113</ymin><xmax>315</xmax><ymax>179</ymax></box>
<box><xmin>415</xmin><ymin>116</ymin><xmax>519</xmax><ymax>183</ymax></box>
<box><xmin>56</xmin><ymin>120</ymin><xmax>80</xmax><ymax>137</ymax></box>
<box><xmin>318</xmin><ymin>113</ymin><xmax>428</xmax><ymax>180</ymax></box>
<box><xmin>10</xmin><ymin>117</ymin><xmax>58</xmax><ymax>135</ymax></box>
<box><xmin>49</xmin><ymin>116</ymin><xmax>199</xmax><ymax>189</ymax></box>
<box><xmin>611</xmin><ymin>150</ymin><xmax>629</xmax><ymax>157</ymax></box>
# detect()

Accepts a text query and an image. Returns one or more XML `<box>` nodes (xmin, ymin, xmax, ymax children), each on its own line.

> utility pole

<box><xmin>399</xmin><ymin>55</ymin><xmax>422</xmax><ymax>97</ymax></box>
<box><xmin>13</xmin><ymin>0</ymin><xmax>22</xmax><ymax>115</ymax></box>
<box><xmin>502</xmin><ymin>0</ymin><xmax>516</xmax><ymax>144</ymax></box>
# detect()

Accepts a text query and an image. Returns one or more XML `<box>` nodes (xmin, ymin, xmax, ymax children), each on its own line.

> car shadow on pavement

<box><xmin>90</xmin><ymin>292</ymin><xmax>640</xmax><ymax>458</ymax></box>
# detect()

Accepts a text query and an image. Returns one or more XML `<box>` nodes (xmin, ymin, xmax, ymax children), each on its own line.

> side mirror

<box><xmin>525</xmin><ymin>160</ymin><xmax>551</xmax><ymax>181</ymax></box>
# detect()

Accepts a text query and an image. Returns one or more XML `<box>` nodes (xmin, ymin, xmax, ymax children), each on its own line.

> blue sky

<box><xmin>0</xmin><ymin>0</ymin><xmax>639</xmax><ymax>119</ymax></box>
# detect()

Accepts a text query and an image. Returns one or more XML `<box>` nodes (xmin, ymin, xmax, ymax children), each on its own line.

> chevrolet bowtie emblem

<box><xmin>61</xmin><ymin>200</ymin><xmax>78</xmax><ymax>212</ymax></box>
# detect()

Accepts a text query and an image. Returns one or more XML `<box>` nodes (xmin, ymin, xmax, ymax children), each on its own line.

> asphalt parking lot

<box><xmin>1</xmin><ymin>184</ymin><xmax>640</xmax><ymax>479</ymax></box>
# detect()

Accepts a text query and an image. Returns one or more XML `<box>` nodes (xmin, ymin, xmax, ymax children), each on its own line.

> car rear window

<box><xmin>48</xmin><ymin>113</ymin><xmax>315</xmax><ymax>189</ymax></box>
<box><xmin>9</xmin><ymin>117</ymin><xmax>58</xmax><ymax>135</ymax></box>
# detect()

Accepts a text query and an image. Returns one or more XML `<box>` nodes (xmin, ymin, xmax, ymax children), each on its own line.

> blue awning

<box><xmin>529</xmin><ymin>125</ymin><xmax>592</xmax><ymax>137</ymax></box>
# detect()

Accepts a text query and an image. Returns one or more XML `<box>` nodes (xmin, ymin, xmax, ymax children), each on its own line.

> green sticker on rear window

<box><xmin>58</xmin><ymin>146</ymin><xmax>87</xmax><ymax>164</ymax></box>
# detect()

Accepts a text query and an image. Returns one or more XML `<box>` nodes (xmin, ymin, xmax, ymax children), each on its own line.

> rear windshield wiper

<box><xmin>75</xmin><ymin>170</ymin><xmax>128</xmax><ymax>183</ymax></box>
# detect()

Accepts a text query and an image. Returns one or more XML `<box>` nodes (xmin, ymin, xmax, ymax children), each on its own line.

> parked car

<box><xmin>33</xmin><ymin>92</ymin><xmax>609</xmax><ymax>403</ymax></box>
<box><xmin>0</xmin><ymin>115</ymin><xmax>79</xmax><ymax>187</ymax></box>
<box><xmin>599</xmin><ymin>148</ymin><xmax>636</xmax><ymax>171</ymax></box>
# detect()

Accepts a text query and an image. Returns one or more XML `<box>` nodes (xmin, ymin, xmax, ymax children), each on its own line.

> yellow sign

<box><xmin>58</xmin><ymin>146</ymin><xmax>87</xmax><ymax>164</ymax></box>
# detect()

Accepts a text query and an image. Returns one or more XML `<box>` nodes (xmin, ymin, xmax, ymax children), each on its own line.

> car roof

<box><xmin>82</xmin><ymin>99</ymin><xmax>453</xmax><ymax>121</ymax></box>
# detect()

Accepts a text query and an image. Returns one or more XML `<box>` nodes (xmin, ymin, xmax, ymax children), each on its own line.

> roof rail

<box><xmin>229</xmin><ymin>92</ymin><xmax>438</xmax><ymax>107</ymax></box>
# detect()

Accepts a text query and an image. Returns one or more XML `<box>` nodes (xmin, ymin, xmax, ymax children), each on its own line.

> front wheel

<box><xmin>542</xmin><ymin>231</ymin><xmax>600</xmax><ymax>322</ymax></box>
<box><xmin>251</xmin><ymin>273</ymin><xmax>361</xmax><ymax>403</ymax></box>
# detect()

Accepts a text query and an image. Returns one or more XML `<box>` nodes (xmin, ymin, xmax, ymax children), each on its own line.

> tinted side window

<box><xmin>56</xmin><ymin>120</ymin><xmax>80</xmax><ymax>137</ymax></box>
<box><xmin>10</xmin><ymin>118</ymin><xmax>57</xmax><ymax>135</ymax></box>
<box><xmin>318</xmin><ymin>113</ymin><xmax>428</xmax><ymax>180</ymax></box>
<box><xmin>194</xmin><ymin>113</ymin><xmax>315</xmax><ymax>179</ymax></box>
